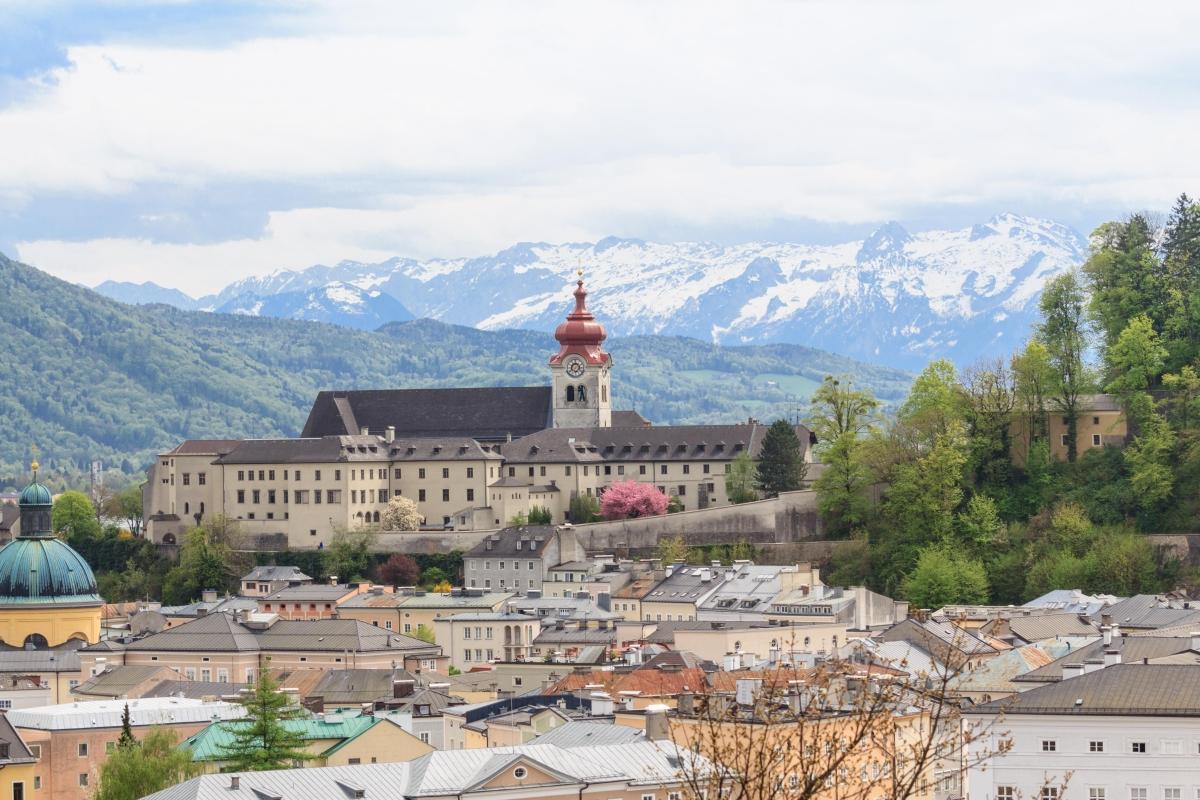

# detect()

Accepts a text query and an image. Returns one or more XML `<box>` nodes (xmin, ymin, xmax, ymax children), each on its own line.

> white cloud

<box><xmin>7</xmin><ymin>0</ymin><xmax>1200</xmax><ymax>294</ymax></box>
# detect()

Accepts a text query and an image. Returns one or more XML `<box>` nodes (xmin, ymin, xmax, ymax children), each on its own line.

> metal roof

<box><xmin>8</xmin><ymin>697</ymin><xmax>246</xmax><ymax>731</ymax></box>
<box><xmin>970</xmin><ymin>663</ymin><xmax>1200</xmax><ymax>716</ymax></box>
<box><xmin>1015</xmin><ymin>635</ymin><xmax>1194</xmax><ymax>682</ymax></box>
<box><xmin>533</xmin><ymin>720</ymin><xmax>645</xmax><ymax>748</ymax></box>
<box><xmin>181</xmin><ymin>712</ymin><xmax>377</xmax><ymax>761</ymax></box>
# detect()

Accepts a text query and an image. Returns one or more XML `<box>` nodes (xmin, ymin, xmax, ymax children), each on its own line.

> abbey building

<box><xmin>145</xmin><ymin>278</ymin><xmax>813</xmax><ymax>548</ymax></box>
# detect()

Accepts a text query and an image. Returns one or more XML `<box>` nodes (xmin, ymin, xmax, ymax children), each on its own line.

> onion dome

<box><xmin>0</xmin><ymin>460</ymin><xmax>100</xmax><ymax>606</ymax></box>
<box><xmin>549</xmin><ymin>276</ymin><xmax>610</xmax><ymax>366</ymax></box>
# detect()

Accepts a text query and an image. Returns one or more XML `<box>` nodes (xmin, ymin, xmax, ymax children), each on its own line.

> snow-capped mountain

<box><xmin>97</xmin><ymin>214</ymin><xmax>1087</xmax><ymax>368</ymax></box>
<box><xmin>214</xmin><ymin>281</ymin><xmax>414</xmax><ymax>331</ymax></box>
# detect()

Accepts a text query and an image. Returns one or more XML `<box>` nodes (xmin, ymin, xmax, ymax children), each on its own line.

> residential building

<box><xmin>639</xmin><ymin>564</ymin><xmax>726</xmax><ymax>622</ymax></box>
<box><xmin>0</xmin><ymin>648</ymin><xmax>85</xmax><ymax>704</ymax></box>
<box><xmin>258</xmin><ymin>582</ymin><xmax>378</xmax><ymax>620</ymax></box>
<box><xmin>240</xmin><ymin>566</ymin><xmax>313</xmax><ymax>597</ymax></box>
<box><xmin>0</xmin><ymin>715</ymin><xmax>37</xmax><ymax>800</ymax></box>
<box><xmin>669</xmin><ymin>619</ymin><xmax>849</xmax><ymax>664</ymax></box>
<box><xmin>462</xmin><ymin>526</ymin><xmax>586</xmax><ymax>594</ymax></box>
<box><xmin>180</xmin><ymin>709</ymin><xmax>433</xmax><ymax>772</ymax></box>
<box><xmin>610</xmin><ymin>573</ymin><xmax>662</xmax><ymax>622</ymax></box>
<box><xmin>77</xmin><ymin>612</ymin><xmax>445</xmax><ymax>683</ymax></box>
<box><xmin>0</xmin><ymin>676</ymin><xmax>52</xmax><ymax>711</ymax></box>
<box><xmin>1010</xmin><ymin>393</ymin><xmax>1128</xmax><ymax>465</ymax></box>
<box><xmin>441</xmin><ymin>694</ymin><xmax>600</xmax><ymax>751</ymax></box>
<box><xmin>965</xmin><ymin>664</ymin><xmax>1200</xmax><ymax>800</ymax></box>
<box><xmin>143</xmin><ymin>737</ymin><xmax>704</xmax><ymax>800</ymax></box>
<box><xmin>9</xmin><ymin>697</ymin><xmax>245</xmax><ymax>800</ymax></box>
<box><xmin>143</xmin><ymin>440</ymin><xmax>237</xmax><ymax>542</ymax></box>
<box><xmin>766</xmin><ymin>585</ymin><xmax>910</xmax><ymax>629</ymax></box>
<box><xmin>335</xmin><ymin>589</ymin><xmax>512</xmax><ymax>638</ymax></box>
<box><xmin>433</xmin><ymin>612</ymin><xmax>539</xmax><ymax>672</ymax></box>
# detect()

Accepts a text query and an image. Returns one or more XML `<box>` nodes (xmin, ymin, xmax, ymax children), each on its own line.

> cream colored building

<box><xmin>1010</xmin><ymin>393</ymin><xmax>1128</xmax><ymax>466</ymax></box>
<box><xmin>336</xmin><ymin>589</ymin><xmax>513</xmax><ymax>639</ymax></box>
<box><xmin>145</xmin><ymin>278</ymin><xmax>815</xmax><ymax>546</ymax></box>
<box><xmin>433</xmin><ymin>612</ymin><xmax>539</xmax><ymax>672</ymax></box>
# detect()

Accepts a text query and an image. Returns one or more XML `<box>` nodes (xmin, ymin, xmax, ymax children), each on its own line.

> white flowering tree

<box><xmin>381</xmin><ymin>495</ymin><xmax>422</xmax><ymax>531</ymax></box>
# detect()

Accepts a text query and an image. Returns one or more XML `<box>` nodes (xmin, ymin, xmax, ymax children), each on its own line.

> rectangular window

<box><xmin>238</xmin><ymin>470</ymin><xmax>245</xmax><ymax>481</ymax></box>
<box><xmin>327</xmin><ymin>490</ymin><xmax>341</xmax><ymax>503</ymax></box>
<box><xmin>419</xmin><ymin>489</ymin><xmax>426</xmax><ymax>502</ymax></box>
<box><xmin>1131</xmin><ymin>741</ymin><xmax>1147</xmax><ymax>753</ymax></box>
<box><xmin>1041</xmin><ymin>790</ymin><xmax>1058</xmax><ymax>800</ymax></box>
<box><xmin>268</xmin><ymin>470</ymin><xmax>275</xmax><ymax>480</ymax></box>
<box><xmin>617</xmin><ymin>465</ymin><xmax>625</xmax><ymax>475</ymax></box>
<box><xmin>442</xmin><ymin>468</ymin><xmax>450</xmax><ymax>479</ymax></box>
<box><xmin>442</xmin><ymin>489</ymin><xmax>450</xmax><ymax>502</ymax></box>
<box><xmin>419</xmin><ymin>468</ymin><xmax>427</xmax><ymax>479</ymax></box>
<box><xmin>1041</xmin><ymin>740</ymin><xmax>1056</xmax><ymax>752</ymax></box>
<box><xmin>314</xmin><ymin>491</ymin><xmax>322</xmax><ymax>504</ymax></box>
<box><xmin>268</xmin><ymin>490</ymin><xmax>276</xmax><ymax>504</ymax></box>
<box><xmin>1092</xmin><ymin>433</ymin><xmax>1102</xmax><ymax>446</ymax></box>
<box><xmin>682</xmin><ymin>464</ymin><xmax>690</xmax><ymax>474</ymax></box>
<box><xmin>1061</xmin><ymin>433</ymin><xmax>1070</xmax><ymax>446</ymax></box>
<box><xmin>467</xmin><ymin>488</ymin><xmax>475</xmax><ymax>502</ymax></box>
<box><xmin>335</xmin><ymin>469</ymin><xmax>342</xmax><ymax>480</ymax></box>
<box><xmin>252</xmin><ymin>489</ymin><xmax>261</xmax><ymax>504</ymax></box>
<box><xmin>198</xmin><ymin>472</ymin><xmax>206</xmax><ymax>485</ymax></box>
<box><xmin>703</xmin><ymin>464</ymin><xmax>710</xmax><ymax>474</ymax></box>
<box><xmin>237</xmin><ymin>490</ymin><xmax>245</xmax><ymax>504</ymax></box>
<box><xmin>79</xmin><ymin>775</ymin><xmax>88</xmax><ymax>788</ymax></box>
<box><xmin>565</xmin><ymin>466</ymin><xmax>571</xmax><ymax>476</ymax></box>
<box><xmin>394</xmin><ymin>468</ymin><xmax>402</xmax><ymax>479</ymax></box>
<box><xmin>315</xmin><ymin>469</ymin><xmax>322</xmax><ymax>480</ymax></box>
<box><xmin>1164</xmin><ymin>791</ymin><xmax>1181</xmax><ymax>800</ymax></box>
<box><xmin>419</xmin><ymin>731</ymin><xmax>430</xmax><ymax>744</ymax></box>
<box><xmin>639</xmin><ymin>465</ymin><xmax>646</xmax><ymax>475</ymax></box>
<box><xmin>660</xmin><ymin>464</ymin><xmax>667</xmax><ymax>474</ymax></box>
<box><xmin>182</xmin><ymin>473</ymin><xmax>190</xmax><ymax>486</ymax></box>
<box><xmin>1089</xmin><ymin>790</ymin><xmax>1106</xmax><ymax>800</ymax></box>
<box><xmin>78</xmin><ymin>743</ymin><xmax>88</xmax><ymax>757</ymax></box>
<box><xmin>678</xmin><ymin>485</ymin><xmax>686</xmax><ymax>496</ymax></box>
<box><xmin>1130</xmin><ymin>790</ymin><xmax>1147</xmax><ymax>800</ymax></box>
<box><xmin>1089</xmin><ymin>740</ymin><xmax>1104</xmax><ymax>752</ymax></box>
<box><xmin>258</xmin><ymin>470</ymin><xmax>265</xmax><ymax>480</ymax></box>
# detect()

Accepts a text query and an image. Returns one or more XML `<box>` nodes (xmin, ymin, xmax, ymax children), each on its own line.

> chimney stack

<box><xmin>1102</xmin><ymin>625</ymin><xmax>1112</xmax><ymax>645</ymax></box>
<box><xmin>230</xmin><ymin>776</ymin><xmax>240</xmax><ymax>791</ymax></box>
<box><xmin>385</xmin><ymin>426</ymin><xmax>395</xmax><ymax>443</ymax></box>
<box><xmin>1083</xmin><ymin>658</ymin><xmax>1104</xmax><ymax>674</ymax></box>
<box><xmin>1104</xmin><ymin>649</ymin><xmax>1121</xmax><ymax>668</ymax></box>
<box><xmin>1061</xmin><ymin>663</ymin><xmax>1084</xmax><ymax>680</ymax></box>
<box><xmin>644</xmin><ymin>704</ymin><xmax>670</xmax><ymax>741</ymax></box>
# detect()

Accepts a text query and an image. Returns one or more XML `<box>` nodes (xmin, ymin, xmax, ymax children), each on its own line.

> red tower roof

<box><xmin>549</xmin><ymin>278</ymin><xmax>610</xmax><ymax>366</ymax></box>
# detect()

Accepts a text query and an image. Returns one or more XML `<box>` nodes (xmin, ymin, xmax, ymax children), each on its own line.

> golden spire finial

<box><xmin>29</xmin><ymin>445</ymin><xmax>38</xmax><ymax>477</ymax></box>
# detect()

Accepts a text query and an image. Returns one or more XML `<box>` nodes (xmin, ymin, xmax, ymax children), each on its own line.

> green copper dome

<box><xmin>0</xmin><ymin>461</ymin><xmax>101</xmax><ymax>606</ymax></box>
<box><xmin>17</xmin><ymin>482</ymin><xmax>51</xmax><ymax>507</ymax></box>
<box><xmin>0</xmin><ymin>537</ymin><xmax>100</xmax><ymax>606</ymax></box>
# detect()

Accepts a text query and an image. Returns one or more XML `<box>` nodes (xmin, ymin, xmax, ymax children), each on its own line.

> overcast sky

<box><xmin>1</xmin><ymin>0</ymin><xmax>1198</xmax><ymax>296</ymax></box>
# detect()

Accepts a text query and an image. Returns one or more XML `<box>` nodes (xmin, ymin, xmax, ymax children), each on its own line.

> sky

<box><xmin>1</xmin><ymin>1</ymin><xmax>1198</xmax><ymax>297</ymax></box>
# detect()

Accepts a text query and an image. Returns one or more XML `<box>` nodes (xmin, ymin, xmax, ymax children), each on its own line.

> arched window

<box><xmin>184</xmin><ymin>502</ymin><xmax>189</xmax><ymax>515</ymax></box>
<box><xmin>577</xmin><ymin>385</ymin><xmax>587</xmax><ymax>403</ymax></box>
<box><xmin>804</xmin><ymin>636</ymin><xmax>811</xmax><ymax>647</ymax></box>
<box><xmin>566</xmin><ymin>385</ymin><xmax>575</xmax><ymax>402</ymax></box>
<box><xmin>373</xmin><ymin>511</ymin><xmax>380</xmax><ymax>523</ymax></box>
<box><xmin>602</xmin><ymin>384</ymin><xmax>607</xmax><ymax>402</ymax></box>
<box><xmin>200</xmin><ymin>502</ymin><xmax>205</xmax><ymax>514</ymax></box>
<box><xmin>162</xmin><ymin>533</ymin><xmax>177</xmax><ymax>545</ymax></box>
<box><xmin>22</xmin><ymin>633</ymin><xmax>47</xmax><ymax>650</ymax></box>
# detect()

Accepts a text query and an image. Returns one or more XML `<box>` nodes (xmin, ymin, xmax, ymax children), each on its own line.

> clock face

<box><xmin>565</xmin><ymin>357</ymin><xmax>586</xmax><ymax>378</ymax></box>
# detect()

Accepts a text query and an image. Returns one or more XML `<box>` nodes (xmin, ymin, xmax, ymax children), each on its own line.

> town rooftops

<box><xmin>181</xmin><ymin>711</ymin><xmax>377</xmax><ymax>761</ymax></box>
<box><xmin>123</xmin><ymin>612</ymin><xmax>441</xmax><ymax>654</ymax></box>
<box><xmin>0</xmin><ymin>715</ymin><xmax>36</xmax><ymax>765</ymax></box>
<box><xmin>643</xmin><ymin>565</ymin><xmax>726</xmax><ymax>605</ymax></box>
<box><xmin>301</xmin><ymin>386</ymin><xmax>555</xmax><ymax>442</ymax></box>
<box><xmin>262</xmin><ymin>584</ymin><xmax>362</xmax><ymax>603</ymax></box>
<box><xmin>502</xmin><ymin>422</ymin><xmax>814</xmax><ymax>464</ymax></box>
<box><xmin>7</xmin><ymin>696</ymin><xmax>246</xmax><ymax>731</ymax></box>
<box><xmin>969</xmin><ymin>663</ymin><xmax>1200</xmax><ymax>716</ymax></box>
<box><xmin>1023</xmin><ymin>589</ymin><xmax>1119</xmax><ymax>617</ymax></box>
<box><xmin>1014</xmin><ymin>635</ymin><xmax>1195</xmax><ymax>683</ymax></box>
<box><xmin>0</xmin><ymin>646</ymin><xmax>82</xmax><ymax>673</ymax></box>
<box><xmin>143</xmin><ymin>740</ymin><xmax>701</xmax><ymax>800</ymax></box>
<box><xmin>214</xmin><ymin>435</ymin><xmax>389</xmax><ymax>465</ymax></box>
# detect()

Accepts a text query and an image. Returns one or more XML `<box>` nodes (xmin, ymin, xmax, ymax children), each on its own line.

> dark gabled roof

<box><xmin>124</xmin><ymin>613</ymin><xmax>439</xmax><ymax>654</ymax></box>
<box><xmin>309</xmin><ymin>669</ymin><xmax>407</xmax><ymax>704</ymax></box>
<box><xmin>125</xmin><ymin>613</ymin><xmax>261</xmax><ymax>652</ymax></box>
<box><xmin>243</xmin><ymin>566</ymin><xmax>312</xmax><ymax>583</ymax></box>
<box><xmin>1015</xmin><ymin>636</ymin><xmax>1192</xmax><ymax>682</ymax></box>
<box><xmin>464</xmin><ymin>526</ymin><xmax>559</xmax><ymax>558</ymax></box>
<box><xmin>262</xmin><ymin>584</ymin><xmax>357</xmax><ymax>603</ymax></box>
<box><xmin>388</xmin><ymin>438</ymin><xmax>502</xmax><ymax>462</ymax></box>
<box><xmin>0</xmin><ymin>714</ymin><xmax>36</xmax><ymax>765</ymax></box>
<box><xmin>611</xmin><ymin>410</ymin><xmax>651</xmax><ymax>428</ymax></box>
<box><xmin>501</xmin><ymin>422</ymin><xmax>812</xmax><ymax>464</ymax></box>
<box><xmin>301</xmin><ymin>387</ymin><xmax>553</xmax><ymax>441</ymax></box>
<box><xmin>970</xmin><ymin>664</ymin><xmax>1200</xmax><ymax>716</ymax></box>
<box><xmin>165</xmin><ymin>440</ymin><xmax>243</xmax><ymax>457</ymax></box>
<box><xmin>214</xmin><ymin>436</ymin><xmax>387</xmax><ymax>465</ymax></box>
<box><xmin>141</xmin><ymin>679</ymin><xmax>249</xmax><ymax>699</ymax></box>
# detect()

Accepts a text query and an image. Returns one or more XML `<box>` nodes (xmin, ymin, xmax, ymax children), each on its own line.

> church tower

<box><xmin>549</xmin><ymin>275</ymin><xmax>612</xmax><ymax>428</ymax></box>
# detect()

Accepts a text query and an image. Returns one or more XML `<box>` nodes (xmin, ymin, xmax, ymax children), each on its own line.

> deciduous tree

<box><xmin>600</xmin><ymin>480</ymin><xmax>669</xmax><ymax>519</ymax></box>
<box><xmin>724</xmin><ymin>451</ymin><xmax>758</xmax><ymax>504</ymax></box>
<box><xmin>380</xmin><ymin>495</ymin><xmax>421</xmax><ymax>531</ymax></box>
<box><xmin>96</xmin><ymin>728</ymin><xmax>198</xmax><ymax>800</ymax></box>
<box><xmin>1037</xmin><ymin>271</ymin><xmax>1090</xmax><ymax>461</ymax></box>
<box><xmin>902</xmin><ymin>545</ymin><xmax>989</xmax><ymax>608</ymax></box>
<box><xmin>52</xmin><ymin>490</ymin><xmax>101</xmax><ymax>541</ymax></box>
<box><xmin>375</xmin><ymin>553</ymin><xmax>420</xmax><ymax>586</ymax></box>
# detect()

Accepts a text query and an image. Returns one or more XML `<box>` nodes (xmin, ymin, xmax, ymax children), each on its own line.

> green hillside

<box><xmin>0</xmin><ymin>253</ymin><xmax>910</xmax><ymax>488</ymax></box>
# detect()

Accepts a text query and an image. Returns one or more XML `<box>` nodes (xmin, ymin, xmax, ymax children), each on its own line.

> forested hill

<box><xmin>0</xmin><ymin>254</ymin><xmax>911</xmax><ymax>488</ymax></box>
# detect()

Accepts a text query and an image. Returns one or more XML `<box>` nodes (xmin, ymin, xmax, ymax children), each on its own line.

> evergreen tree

<box><xmin>754</xmin><ymin>420</ymin><xmax>808</xmax><ymax>496</ymax></box>
<box><xmin>219</xmin><ymin>665</ymin><xmax>311</xmax><ymax>771</ymax></box>
<box><xmin>118</xmin><ymin>703</ymin><xmax>136</xmax><ymax>748</ymax></box>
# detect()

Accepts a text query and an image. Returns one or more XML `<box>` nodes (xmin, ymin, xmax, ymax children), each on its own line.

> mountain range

<box><xmin>0</xmin><ymin>253</ymin><xmax>910</xmax><ymax>485</ymax></box>
<box><xmin>93</xmin><ymin>214</ymin><xmax>1088</xmax><ymax>369</ymax></box>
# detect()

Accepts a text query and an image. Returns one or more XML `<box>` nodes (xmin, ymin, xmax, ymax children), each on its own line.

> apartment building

<box><xmin>462</xmin><ymin>526</ymin><xmax>587</xmax><ymax>594</ymax></box>
<box><xmin>258</xmin><ymin>582</ymin><xmax>377</xmax><ymax>620</ymax></box>
<box><xmin>433</xmin><ymin>611</ymin><xmax>539</xmax><ymax>672</ymax></box>
<box><xmin>1010</xmin><ymin>393</ymin><xmax>1128</xmax><ymax>466</ymax></box>
<box><xmin>336</xmin><ymin>589</ymin><xmax>513</xmax><ymax>638</ymax></box>
<box><xmin>240</xmin><ymin>565</ymin><xmax>313</xmax><ymax>597</ymax></box>
<box><xmin>76</xmin><ymin>612</ymin><xmax>445</xmax><ymax>682</ymax></box>
<box><xmin>9</xmin><ymin>697</ymin><xmax>245</xmax><ymax>800</ymax></box>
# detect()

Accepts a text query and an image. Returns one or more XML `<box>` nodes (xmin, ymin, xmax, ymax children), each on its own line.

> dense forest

<box><xmin>813</xmin><ymin>193</ymin><xmax>1200</xmax><ymax>607</ymax></box>
<box><xmin>0</xmin><ymin>254</ymin><xmax>910</xmax><ymax>490</ymax></box>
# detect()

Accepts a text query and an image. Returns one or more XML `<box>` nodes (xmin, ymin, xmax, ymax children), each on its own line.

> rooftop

<box><xmin>7</xmin><ymin>697</ymin><xmax>246</xmax><ymax>731</ymax></box>
<box><xmin>971</xmin><ymin>664</ymin><xmax>1200</xmax><ymax>716</ymax></box>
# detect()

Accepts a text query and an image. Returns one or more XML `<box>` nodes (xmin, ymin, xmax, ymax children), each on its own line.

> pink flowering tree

<box><xmin>600</xmin><ymin>480</ymin><xmax>670</xmax><ymax>520</ymax></box>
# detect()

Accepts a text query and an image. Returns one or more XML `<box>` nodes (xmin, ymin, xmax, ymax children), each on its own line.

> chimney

<box><xmin>230</xmin><ymin>776</ymin><xmax>240</xmax><ymax>791</ymax></box>
<box><xmin>678</xmin><ymin>691</ymin><xmax>695</xmax><ymax>716</ymax></box>
<box><xmin>644</xmin><ymin>704</ymin><xmax>670</xmax><ymax>741</ymax></box>
<box><xmin>1190</xmin><ymin>632</ymin><xmax>1200</xmax><ymax>652</ymax></box>
<box><xmin>1104</xmin><ymin>649</ymin><xmax>1121</xmax><ymax>668</ymax></box>
<box><xmin>330</xmin><ymin>576</ymin><xmax>339</xmax><ymax>586</ymax></box>
<box><xmin>723</xmin><ymin>652</ymin><xmax>740</xmax><ymax>672</ymax></box>
<box><xmin>1101</xmin><ymin>613</ymin><xmax>1112</xmax><ymax>627</ymax></box>
<box><xmin>393</xmin><ymin>679</ymin><xmax>415</xmax><ymax>699</ymax></box>
<box><xmin>1061</xmin><ymin>663</ymin><xmax>1084</xmax><ymax>681</ymax></box>
<box><xmin>201</xmin><ymin>589</ymin><xmax>218</xmax><ymax>603</ymax></box>
<box><xmin>1083</xmin><ymin>658</ymin><xmax>1104</xmax><ymax>674</ymax></box>
<box><xmin>360</xmin><ymin>426</ymin><xmax>370</xmax><ymax>436</ymax></box>
<box><xmin>1101</xmin><ymin>625</ymin><xmax>1112</xmax><ymax>645</ymax></box>
<box><xmin>589</xmin><ymin>692</ymin><xmax>614</xmax><ymax>716</ymax></box>
<box><xmin>303</xmin><ymin>695</ymin><xmax>325</xmax><ymax>714</ymax></box>
<box><xmin>1111</xmin><ymin>623</ymin><xmax>1120</xmax><ymax>639</ymax></box>
<box><xmin>597</xmin><ymin>592</ymin><xmax>611</xmax><ymax>612</ymax></box>
<box><xmin>384</xmin><ymin>426</ymin><xmax>395</xmax><ymax>443</ymax></box>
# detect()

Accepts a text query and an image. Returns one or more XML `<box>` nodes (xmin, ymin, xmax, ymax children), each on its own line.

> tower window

<box><xmin>566</xmin><ymin>386</ymin><xmax>575</xmax><ymax>402</ymax></box>
<box><xmin>577</xmin><ymin>385</ymin><xmax>587</xmax><ymax>403</ymax></box>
